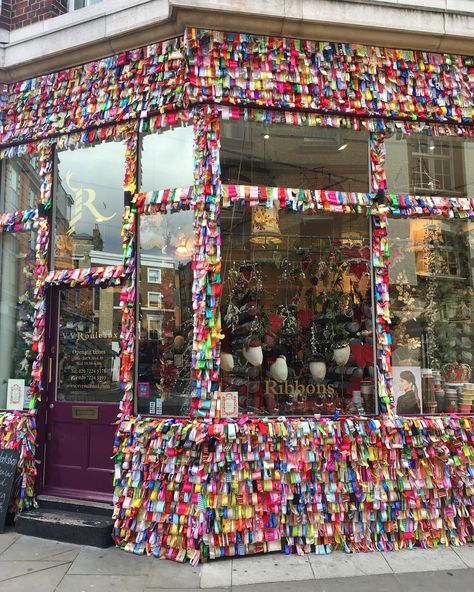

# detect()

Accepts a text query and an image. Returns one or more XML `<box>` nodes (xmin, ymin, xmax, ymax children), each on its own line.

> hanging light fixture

<box><xmin>249</xmin><ymin>207</ymin><xmax>283</xmax><ymax>247</ymax></box>
<box><xmin>175</xmin><ymin>233</ymin><xmax>190</xmax><ymax>256</ymax></box>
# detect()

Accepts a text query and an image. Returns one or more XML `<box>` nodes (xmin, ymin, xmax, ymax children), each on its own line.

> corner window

<box><xmin>220</xmin><ymin>120</ymin><xmax>369</xmax><ymax>192</ymax></box>
<box><xmin>220</xmin><ymin>207</ymin><xmax>376</xmax><ymax>416</ymax></box>
<box><xmin>389</xmin><ymin>218</ymin><xmax>473</xmax><ymax>415</ymax></box>
<box><xmin>137</xmin><ymin>209</ymin><xmax>193</xmax><ymax>416</ymax></box>
<box><xmin>54</xmin><ymin>141</ymin><xmax>125</xmax><ymax>270</ymax></box>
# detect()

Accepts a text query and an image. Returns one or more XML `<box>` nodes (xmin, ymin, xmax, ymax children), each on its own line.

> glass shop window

<box><xmin>385</xmin><ymin>133</ymin><xmax>474</xmax><ymax>196</ymax></box>
<box><xmin>220</xmin><ymin>207</ymin><xmax>376</xmax><ymax>416</ymax></box>
<box><xmin>56</xmin><ymin>285</ymin><xmax>123</xmax><ymax>403</ymax></box>
<box><xmin>0</xmin><ymin>231</ymin><xmax>36</xmax><ymax>409</ymax></box>
<box><xmin>137</xmin><ymin>208</ymin><xmax>194</xmax><ymax>416</ymax></box>
<box><xmin>140</xmin><ymin>125</ymin><xmax>194</xmax><ymax>193</ymax></box>
<box><xmin>0</xmin><ymin>155</ymin><xmax>41</xmax><ymax>211</ymax></box>
<box><xmin>389</xmin><ymin>218</ymin><xmax>474</xmax><ymax>415</ymax></box>
<box><xmin>54</xmin><ymin>141</ymin><xmax>125</xmax><ymax>270</ymax></box>
<box><xmin>220</xmin><ymin>120</ymin><xmax>370</xmax><ymax>192</ymax></box>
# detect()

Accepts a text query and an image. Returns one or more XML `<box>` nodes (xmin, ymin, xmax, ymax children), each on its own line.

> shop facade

<box><xmin>0</xmin><ymin>28</ymin><xmax>473</xmax><ymax>562</ymax></box>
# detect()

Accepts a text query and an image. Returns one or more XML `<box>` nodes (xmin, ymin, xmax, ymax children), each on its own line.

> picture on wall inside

<box><xmin>393</xmin><ymin>365</ymin><xmax>422</xmax><ymax>415</ymax></box>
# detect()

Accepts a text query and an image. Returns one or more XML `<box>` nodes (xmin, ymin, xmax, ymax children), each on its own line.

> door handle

<box><xmin>49</xmin><ymin>403</ymin><xmax>54</xmax><ymax>409</ymax></box>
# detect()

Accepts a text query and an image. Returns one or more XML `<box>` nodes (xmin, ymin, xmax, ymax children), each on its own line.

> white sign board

<box><xmin>6</xmin><ymin>379</ymin><xmax>25</xmax><ymax>411</ymax></box>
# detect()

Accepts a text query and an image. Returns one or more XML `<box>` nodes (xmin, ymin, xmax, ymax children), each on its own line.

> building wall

<box><xmin>0</xmin><ymin>0</ymin><xmax>474</xmax><ymax>83</ymax></box>
<box><xmin>1</xmin><ymin>0</ymin><xmax>68</xmax><ymax>31</ymax></box>
<box><xmin>0</xmin><ymin>19</ymin><xmax>473</xmax><ymax>560</ymax></box>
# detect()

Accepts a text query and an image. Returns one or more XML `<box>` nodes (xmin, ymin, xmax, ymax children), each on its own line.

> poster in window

<box><xmin>393</xmin><ymin>366</ymin><xmax>422</xmax><ymax>415</ymax></box>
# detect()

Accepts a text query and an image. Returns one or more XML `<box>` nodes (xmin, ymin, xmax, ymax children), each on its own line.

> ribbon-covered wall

<box><xmin>1</xmin><ymin>38</ymin><xmax>186</xmax><ymax>144</ymax></box>
<box><xmin>0</xmin><ymin>26</ymin><xmax>474</xmax><ymax>560</ymax></box>
<box><xmin>112</xmin><ymin>415</ymin><xmax>474</xmax><ymax>562</ymax></box>
<box><xmin>186</xmin><ymin>30</ymin><xmax>474</xmax><ymax>123</ymax></box>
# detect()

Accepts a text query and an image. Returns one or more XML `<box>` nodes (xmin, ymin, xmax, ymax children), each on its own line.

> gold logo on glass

<box><xmin>66</xmin><ymin>172</ymin><xmax>116</xmax><ymax>235</ymax></box>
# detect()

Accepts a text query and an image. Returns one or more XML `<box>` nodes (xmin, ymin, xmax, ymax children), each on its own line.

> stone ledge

<box><xmin>1</xmin><ymin>0</ymin><xmax>474</xmax><ymax>82</ymax></box>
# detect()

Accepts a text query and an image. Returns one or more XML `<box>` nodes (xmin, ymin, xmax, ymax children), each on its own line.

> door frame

<box><xmin>38</xmin><ymin>283</ymin><xmax>123</xmax><ymax>502</ymax></box>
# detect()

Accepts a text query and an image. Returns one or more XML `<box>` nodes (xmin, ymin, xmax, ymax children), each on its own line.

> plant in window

<box><xmin>307</xmin><ymin>323</ymin><xmax>328</xmax><ymax>380</ymax></box>
<box><xmin>313</xmin><ymin>248</ymin><xmax>351</xmax><ymax>365</ymax></box>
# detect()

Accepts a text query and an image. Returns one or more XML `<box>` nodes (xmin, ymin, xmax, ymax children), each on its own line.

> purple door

<box><xmin>43</xmin><ymin>286</ymin><xmax>123</xmax><ymax>502</ymax></box>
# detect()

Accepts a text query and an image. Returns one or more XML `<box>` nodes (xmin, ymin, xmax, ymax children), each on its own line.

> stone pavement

<box><xmin>1</xmin><ymin>528</ymin><xmax>474</xmax><ymax>592</ymax></box>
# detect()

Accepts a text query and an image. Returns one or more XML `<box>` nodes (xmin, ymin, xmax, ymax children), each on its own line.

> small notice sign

<box><xmin>221</xmin><ymin>391</ymin><xmax>239</xmax><ymax>417</ymax></box>
<box><xmin>0</xmin><ymin>449</ymin><xmax>20</xmax><ymax>533</ymax></box>
<box><xmin>6</xmin><ymin>379</ymin><xmax>25</xmax><ymax>410</ymax></box>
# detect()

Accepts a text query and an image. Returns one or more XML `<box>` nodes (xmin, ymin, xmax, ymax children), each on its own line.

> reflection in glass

<box><xmin>220</xmin><ymin>120</ymin><xmax>369</xmax><ymax>192</ymax></box>
<box><xmin>54</xmin><ymin>141</ymin><xmax>125</xmax><ymax>270</ymax></box>
<box><xmin>221</xmin><ymin>208</ymin><xmax>375</xmax><ymax>416</ymax></box>
<box><xmin>0</xmin><ymin>232</ymin><xmax>36</xmax><ymax>408</ymax></box>
<box><xmin>0</xmin><ymin>155</ymin><xmax>41</xmax><ymax>212</ymax></box>
<box><xmin>389</xmin><ymin>218</ymin><xmax>474</xmax><ymax>414</ymax></box>
<box><xmin>385</xmin><ymin>133</ymin><xmax>474</xmax><ymax>196</ymax></box>
<box><xmin>57</xmin><ymin>286</ymin><xmax>123</xmax><ymax>403</ymax></box>
<box><xmin>137</xmin><ymin>209</ymin><xmax>194</xmax><ymax>416</ymax></box>
<box><xmin>140</xmin><ymin>126</ymin><xmax>194</xmax><ymax>193</ymax></box>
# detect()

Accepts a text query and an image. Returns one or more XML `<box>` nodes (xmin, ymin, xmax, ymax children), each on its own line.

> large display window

<box><xmin>54</xmin><ymin>140</ymin><xmax>125</xmax><ymax>270</ymax></box>
<box><xmin>136</xmin><ymin>208</ymin><xmax>194</xmax><ymax>416</ymax></box>
<box><xmin>220</xmin><ymin>207</ymin><xmax>376</xmax><ymax>415</ymax></box>
<box><xmin>389</xmin><ymin>218</ymin><xmax>474</xmax><ymax>414</ymax></box>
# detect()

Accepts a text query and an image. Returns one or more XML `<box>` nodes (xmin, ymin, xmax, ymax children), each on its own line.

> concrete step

<box><xmin>15</xmin><ymin>498</ymin><xmax>114</xmax><ymax>548</ymax></box>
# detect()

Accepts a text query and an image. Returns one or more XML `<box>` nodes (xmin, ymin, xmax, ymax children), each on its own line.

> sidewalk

<box><xmin>1</xmin><ymin>528</ymin><xmax>473</xmax><ymax>592</ymax></box>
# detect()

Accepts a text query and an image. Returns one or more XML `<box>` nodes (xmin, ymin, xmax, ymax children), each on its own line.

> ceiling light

<box><xmin>263</xmin><ymin>133</ymin><xmax>270</xmax><ymax>140</ymax></box>
<box><xmin>338</xmin><ymin>143</ymin><xmax>348</xmax><ymax>152</ymax></box>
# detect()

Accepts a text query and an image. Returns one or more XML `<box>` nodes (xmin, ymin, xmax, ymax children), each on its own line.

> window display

<box><xmin>137</xmin><ymin>209</ymin><xmax>194</xmax><ymax>416</ymax></box>
<box><xmin>220</xmin><ymin>208</ymin><xmax>376</xmax><ymax>415</ymax></box>
<box><xmin>389</xmin><ymin>218</ymin><xmax>474</xmax><ymax>414</ymax></box>
<box><xmin>220</xmin><ymin>120</ymin><xmax>369</xmax><ymax>192</ymax></box>
<box><xmin>0</xmin><ymin>232</ymin><xmax>36</xmax><ymax>409</ymax></box>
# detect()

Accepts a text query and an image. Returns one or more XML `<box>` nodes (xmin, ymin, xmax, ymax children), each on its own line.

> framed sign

<box><xmin>6</xmin><ymin>379</ymin><xmax>25</xmax><ymax>410</ymax></box>
<box><xmin>221</xmin><ymin>391</ymin><xmax>239</xmax><ymax>418</ymax></box>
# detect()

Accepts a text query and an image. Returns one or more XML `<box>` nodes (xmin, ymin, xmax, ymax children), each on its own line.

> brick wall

<box><xmin>1</xmin><ymin>0</ymin><xmax>68</xmax><ymax>30</ymax></box>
